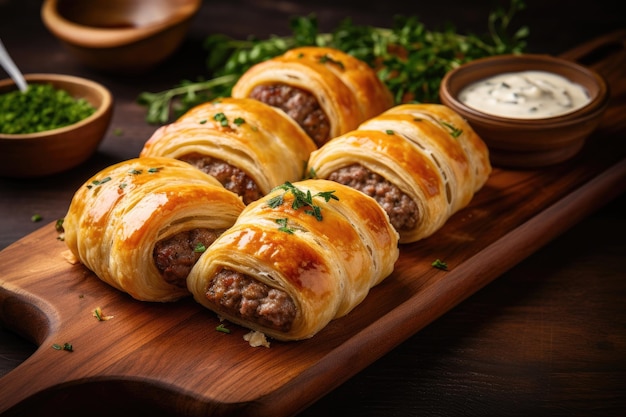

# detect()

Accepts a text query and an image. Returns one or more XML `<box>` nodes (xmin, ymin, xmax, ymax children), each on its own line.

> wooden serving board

<box><xmin>1</xmin><ymin>31</ymin><xmax>626</xmax><ymax>417</ymax></box>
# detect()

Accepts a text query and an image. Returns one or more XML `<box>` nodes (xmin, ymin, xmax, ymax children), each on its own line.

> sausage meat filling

<box><xmin>327</xmin><ymin>164</ymin><xmax>418</xmax><ymax>231</ymax></box>
<box><xmin>249</xmin><ymin>84</ymin><xmax>330</xmax><ymax>147</ymax></box>
<box><xmin>180</xmin><ymin>153</ymin><xmax>261</xmax><ymax>204</ymax></box>
<box><xmin>153</xmin><ymin>228</ymin><xmax>224</xmax><ymax>288</ymax></box>
<box><xmin>206</xmin><ymin>268</ymin><xmax>297</xmax><ymax>332</ymax></box>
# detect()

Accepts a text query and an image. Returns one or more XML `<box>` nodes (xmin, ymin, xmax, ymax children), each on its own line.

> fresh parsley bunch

<box><xmin>138</xmin><ymin>0</ymin><xmax>528</xmax><ymax>125</ymax></box>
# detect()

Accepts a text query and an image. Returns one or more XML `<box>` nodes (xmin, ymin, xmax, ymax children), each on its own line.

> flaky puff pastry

<box><xmin>231</xmin><ymin>46</ymin><xmax>394</xmax><ymax>145</ymax></box>
<box><xmin>187</xmin><ymin>179</ymin><xmax>399</xmax><ymax>341</ymax></box>
<box><xmin>63</xmin><ymin>157</ymin><xmax>246</xmax><ymax>302</ymax></box>
<box><xmin>307</xmin><ymin>103</ymin><xmax>491</xmax><ymax>244</ymax></box>
<box><xmin>140</xmin><ymin>98</ymin><xmax>317</xmax><ymax>204</ymax></box>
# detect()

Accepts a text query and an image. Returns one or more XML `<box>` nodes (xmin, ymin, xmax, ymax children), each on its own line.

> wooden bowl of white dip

<box><xmin>439</xmin><ymin>54</ymin><xmax>609</xmax><ymax>168</ymax></box>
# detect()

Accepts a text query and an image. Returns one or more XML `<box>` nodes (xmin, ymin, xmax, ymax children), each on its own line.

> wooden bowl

<box><xmin>439</xmin><ymin>54</ymin><xmax>609</xmax><ymax>168</ymax></box>
<box><xmin>0</xmin><ymin>74</ymin><xmax>113</xmax><ymax>178</ymax></box>
<box><xmin>41</xmin><ymin>0</ymin><xmax>201</xmax><ymax>74</ymax></box>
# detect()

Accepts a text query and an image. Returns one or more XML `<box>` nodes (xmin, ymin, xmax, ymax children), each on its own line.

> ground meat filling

<box><xmin>180</xmin><ymin>153</ymin><xmax>261</xmax><ymax>204</ymax></box>
<box><xmin>327</xmin><ymin>164</ymin><xmax>418</xmax><ymax>231</ymax></box>
<box><xmin>153</xmin><ymin>228</ymin><xmax>224</xmax><ymax>288</ymax></box>
<box><xmin>248</xmin><ymin>83</ymin><xmax>330</xmax><ymax>147</ymax></box>
<box><xmin>206</xmin><ymin>268</ymin><xmax>297</xmax><ymax>333</ymax></box>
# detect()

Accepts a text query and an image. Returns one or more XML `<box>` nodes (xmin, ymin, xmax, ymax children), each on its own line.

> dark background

<box><xmin>1</xmin><ymin>1</ymin><xmax>625</xmax><ymax>416</ymax></box>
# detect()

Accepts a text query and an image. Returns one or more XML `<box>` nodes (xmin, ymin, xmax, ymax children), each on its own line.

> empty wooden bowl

<box><xmin>0</xmin><ymin>73</ymin><xmax>113</xmax><ymax>178</ymax></box>
<box><xmin>439</xmin><ymin>54</ymin><xmax>609</xmax><ymax>168</ymax></box>
<box><xmin>41</xmin><ymin>0</ymin><xmax>201</xmax><ymax>74</ymax></box>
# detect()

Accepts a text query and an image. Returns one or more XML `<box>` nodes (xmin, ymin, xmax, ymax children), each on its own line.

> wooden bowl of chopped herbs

<box><xmin>0</xmin><ymin>73</ymin><xmax>112</xmax><ymax>178</ymax></box>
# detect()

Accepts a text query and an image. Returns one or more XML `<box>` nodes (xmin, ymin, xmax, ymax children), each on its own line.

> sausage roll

<box><xmin>139</xmin><ymin>97</ymin><xmax>317</xmax><ymax>205</ymax></box>
<box><xmin>231</xmin><ymin>46</ymin><xmax>394</xmax><ymax>147</ymax></box>
<box><xmin>187</xmin><ymin>179</ymin><xmax>400</xmax><ymax>341</ymax></box>
<box><xmin>307</xmin><ymin>103</ymin><xmax>492</xmax><ymax>244</ymax></box>
<box><xmin>63</xmin><ymin>157</ymin><xmax>246</xmax><ymax>302</ymax></box>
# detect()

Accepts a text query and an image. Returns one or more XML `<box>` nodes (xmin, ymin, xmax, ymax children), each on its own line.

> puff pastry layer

<box><xmin>307</xmin><ymin>103</ymin><xmax>492</xmax><ymax>243</ymax></box>
<box><xmin>231</xmin><ymin>46</ymin><xmax>394</xmax><ymax>146</ymax></box>
<box><xmin>140</xmin><ymin>97</ymin><xmax>317</xmax><ymax>204</ymax></box>
<box><xmin>187</xmin><ymin>179</ymin><xmax>399</xmax><ymax>341</ymax></box>
<box><xmin>64</xmin><ymin>157</ymin><xmax>246</xmax><ymax>302</ymax></box>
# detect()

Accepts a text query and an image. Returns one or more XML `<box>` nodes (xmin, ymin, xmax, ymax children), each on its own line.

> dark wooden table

<box><xmin>1</xmin><ymin>1</ymin><xmax>625</xmax><ymax>416</ymax></box>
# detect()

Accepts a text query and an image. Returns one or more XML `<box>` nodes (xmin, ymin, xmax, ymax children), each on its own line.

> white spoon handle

<box><xmin>0</xmin><ymin>39</ymin><xmax>28</xmax><ymax>92</ymax></box>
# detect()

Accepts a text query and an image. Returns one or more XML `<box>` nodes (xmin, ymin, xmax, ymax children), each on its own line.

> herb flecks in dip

<box><xmin>458</xmin><ymin>70</ymin><xmax>590</xmax><ymax>119</ymax></box>
<box><xmin>0</xmin><ymin>83</ymin><xmax>96</xmax><ymax>134</ymax></box>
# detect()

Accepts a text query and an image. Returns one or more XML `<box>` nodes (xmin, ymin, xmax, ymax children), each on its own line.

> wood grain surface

<box><xmin>1</xmin><ymin>11</ymin><xmax>625</xmax><ymax>417</ymax></box>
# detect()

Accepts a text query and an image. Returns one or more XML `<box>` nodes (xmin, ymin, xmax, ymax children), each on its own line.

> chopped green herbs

<box><xmin>304</xmin><ymin>166</ymin><xmax>317</xmax><ymax>180</ymax></box>
<box><xmin>0</xmin><ymin>83</ymin><xmax>95</xmax><ymax>134</ymax></box>
<box><xmin>55</xmin><ymin>218</ymin><xmax>65</xmax><ymax>233</ymax></box>
<box><xmin>87</xmin><ymin>167</ymin><xmax>162</xmax><ymax>190</ymax></box>
<box><xmin>137</xmin><ymin>0</ymin><xmax>527</xmax><ymax>124</ymax></box>
<box><xmin>52</xmin><ymin>342</ymin><xmax>74</xmax><ymax>352</ymax></box>
<box><xmin>87</xmin><ymin>176</ymin><xmax>112</xmax><ymax>189</ymax></box>
<box><xmin>318</xmin><ymin>54</ymin><xmax>345</xmax><ymax>69</ymax></box>
<box><xmin>56</xmin><ymin>218</ymin><xmax>66</xmax><ymax>241</ymax></box>
<box><xmin>276</xmin><ymin>218</ymin><xmax>295</xmax><ymax>234</ymax></box>
<box><xmin>31</xmin><ymin>214</ymin><xmax>42</xmax><ymax>222</ymax></box>
<box><xmin>93</xmin><ymin>306</ymin><xmax>114</xmax><ymax>321</ymax></box>
<box><xmin>432</xmin><ymin>259</ymin><xmax>448</xmax><ymax>270</ymax></box>
<box><xmin>267</xmin><ymin>182</ymin><xmax>338</xmax><ymax>225</ymax></box>
<box><xmin>194</xmin><ymin>243</ymin><xmax>207</xmax><ymax>253</ymax></box>
<box><xmin>440</xmin><ymin>120</ymin><xmax>463</xmax><ymax>138</ymax></box>
<box><xmin>211</xmin><ymin>112</ymin><xmax>245</xmax><ymax>128</ymax></box>
<box><xmin>214</xmin><ymin>112</ymin><xmax>229</xmax><ymax>126</ymax></box>
<box><xmin>216</xmin><ymin>323</ymin><xmax>231</xmax><ymax>333</ymax></box>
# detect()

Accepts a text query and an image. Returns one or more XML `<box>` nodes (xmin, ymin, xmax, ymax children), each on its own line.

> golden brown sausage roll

<box><xmin>139</xmin><ymin>97</ymin><xmax>317</xmax><ymax>204</ymax></box>
<box><xmin>63</xmin><ymin>157</ymin><xmax>246</xmax><ymax>302</ymax></box>
<box><xmin>231</xmin><ymin>46</ymin><xmax>394</xmax><ymax>146</ymax></box>
<box><xmin>307</xmin><ymin>103</ymin><xmax>491</xmax><ymax>244</ymax></box>
<box><xmin>187</xmin><ymin>179</ymin><xmax>400</xmax><ymax>341</ymax></box>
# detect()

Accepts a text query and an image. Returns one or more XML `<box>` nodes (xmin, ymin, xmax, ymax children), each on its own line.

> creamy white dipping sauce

<box><xmin>458</xmin><ymin>70</ymin><xmax>591</xmax><ymax>119</ymax></box>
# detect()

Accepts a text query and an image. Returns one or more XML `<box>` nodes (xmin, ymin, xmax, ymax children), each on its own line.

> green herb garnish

<box><xmin>137</xmin><ymin>0</ymin><xmax>527</xmax><ymax>124</ymax></box>
<box><xmin>267</xmin><ymin>182</ymin><xmax>338</xmax><ymax>223</ymax></box>
<box><xmin>318</xmin><ymin>54</ymin><xmax>345</xmax><ymax>69</ymax></box>
<box><xmin>432</xmin><ymin>259</ymin><xmax>448</xmax><ymax>270</ymax></box>
<box><xmin>193</xmin><ymin>242</ymin><xmax>207</xmax><ymax>253</ymax></box>
<box><xmin>31</xmin><ymin>214</ymin><xmax>42</xmax><ymax>222</ymax></box>
<box><xmin>56</xmin><ymin>218</ymin><xmax>65</xmax><ymax>241</ymax></box>
<box><xmin>440</xmin><ymin>120</ymin><xmax>463</xmax><ymax>138</ymax></box>
<box><xmin>52</xmin><ymin>342</ymin><xmax>74</xmax><ymax>352</ymax></box>
<box><xmin>55</xmin><ymin>218</ymin><xmax>64</xmax><ymax>233</ymax></box>
<box><xmin>216</xmin><ymin>323</ymin><xmax>231</xmax><ymax>333</ymax></box>
<box><xmin>214</xmin><ymin>112</ymin><xmax>229</xmax><ymax>126</ymax></box>
<box><xmin>93</xmin><ymin>306</ymin><xmax>114</xmax><ymax>321</ymax></box>
<box><xmin>276</xmin><ymin>218</ymin><xmax>295</xmax><ymax>234</ymax></box>
<box><xmin>0</xmin><ymin>83</ymin><xmax>96</xmax><ymax>134</ymax></box>
<box><xmin>304</xmin><ymin>166</ymin><xmax>317</xmax><ymax>180</ymax></box>
<box><xmin>87</xmin><ymin>176</ymin><xmax>112</xmax><ymax>189</ymax></box>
